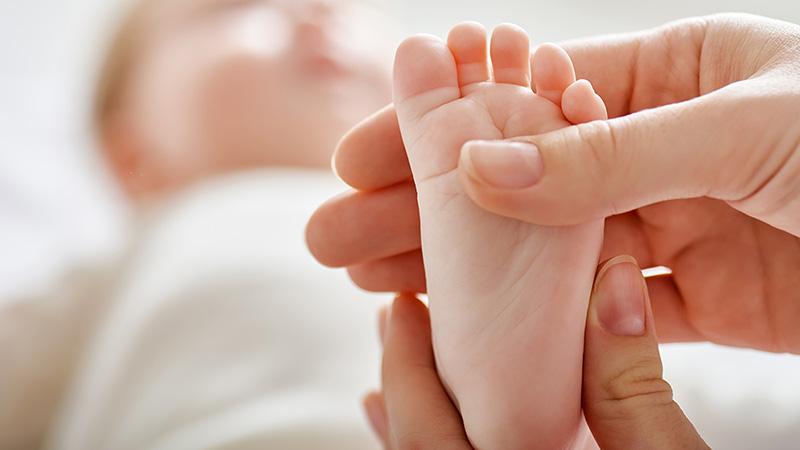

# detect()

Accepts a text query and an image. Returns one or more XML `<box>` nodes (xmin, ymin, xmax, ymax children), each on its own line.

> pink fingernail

<box><xmin>593</xmin><ymin>256</ymin><xmax>646</xmax><ymax>337</ymax></box>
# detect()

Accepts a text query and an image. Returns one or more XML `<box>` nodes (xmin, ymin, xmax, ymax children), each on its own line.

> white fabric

<box><xmin>17</xmin><ymin>170</ymin><xmax>385</xmax><ymax>450</ymax></box>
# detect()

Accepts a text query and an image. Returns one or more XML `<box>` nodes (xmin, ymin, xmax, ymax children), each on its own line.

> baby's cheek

<box><xmin>504</xmin><ymin>98</ymin><xmax>571</xmax><ymax>138</ymax></box>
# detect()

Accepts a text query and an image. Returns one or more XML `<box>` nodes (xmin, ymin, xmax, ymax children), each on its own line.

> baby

<box><xmin>391</xmin><ymin>23</ymin><xmax>607</xmax><ymax>449</ymax></box>
<box><xmin>94</xmin><ymin>0</ymin><xmax>390</xmax><ymax>202</ymax></box>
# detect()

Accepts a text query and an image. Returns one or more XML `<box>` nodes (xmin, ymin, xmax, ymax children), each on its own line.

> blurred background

<box><xmin>2</xmin><ymin>0</ymin><xmax>800</xmax><ymax>449</ymax></box>
<box><xmin>5</xmin><ymin>0</ymin><xmax>800</xmax><ymax>300</ymax></box>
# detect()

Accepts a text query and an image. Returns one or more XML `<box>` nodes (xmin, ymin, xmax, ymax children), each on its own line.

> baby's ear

<box><xmin>99</xmin><ymin>115</ymin><xmax>157</xmax><ymax>202</ymax></box>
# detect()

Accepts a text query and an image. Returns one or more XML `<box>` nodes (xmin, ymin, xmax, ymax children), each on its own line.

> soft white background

<box><xmin>2</xmin><ymin>1</ymin><xmax>800</xmax><ymax>448</ymax></box>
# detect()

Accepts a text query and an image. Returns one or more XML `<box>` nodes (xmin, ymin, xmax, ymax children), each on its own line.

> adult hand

<box><xmin>307</xmin><ymin>13</ymin><xmax>800</xmax><ymax>353</ymax></box>
<box><xmin>365</xmin><ymin>257</ymin><xmax>709</xmax><ymax>450</ymax></box>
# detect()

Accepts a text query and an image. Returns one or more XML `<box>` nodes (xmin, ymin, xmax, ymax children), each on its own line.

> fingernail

<box><xmin>363</xmin><ymin>392</ymin><xmax>388</xmax><ymax>440</ymax></box>
<box><xmin>593</xmin><ymin>256</ymin><xmax>646</xmax><ymax>337</ymax></box>
<box><xmin>462</xmin><ymin>141</ymin><xmax>544</xmax><ymax>189</ymax></box>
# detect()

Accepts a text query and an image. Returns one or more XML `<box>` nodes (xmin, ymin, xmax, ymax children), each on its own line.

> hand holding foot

<box><xmin>307</xmin><ymin>14</ymin><xmax>800</xmax><ymax>354</ymax></box>
<box><xmin>391</xmin><ymin>23</ymin><xmax>607</xmax><ymax>449</ymax></box>
<box><xmin>365</xmin><ymin>259</ymin><xmax>710</xmax><ymax>450</ymax></box>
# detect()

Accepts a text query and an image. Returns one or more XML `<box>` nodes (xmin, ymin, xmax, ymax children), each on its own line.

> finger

<box><xmin>558</xmin><ymin>32</ymin><xmax>647</xmax><ymax>119</ymax></box>
<box><xmin>306</xmin><ymin>181</ymin><xmax>420</xmax><ymax>267</ymax></box>
<box><xmin>560</xmin><ymin>16</ymin><xmax>708</xmax><ymax>118</ymax></box>
<box><xmin>583</xmin><ymin>256</ymin><xmax>709</xmax><ymax>450</ymax></box>
<box><xmin>334</xmin><ymin>104</ymin><xmax>412</xmax><ymax>191</ymax></box>
<box><xmin>601</xmin><ymin>215</ymin><xmax>706</xmax><ymax>343</ymax></box>
<box><xmin>646</xmin><ymin>275</ymin><xmax>704</xmax><ymax>343</ymax></box>
<box><xmin>459</xmin><ymin>84</ymin><xmax>770</xmax><ymax>226</ymax></box>
<box><xmin>599</xmin><ymin>214</ymin><xmax>653</xmax><ymax>266</ymax></box>
<box><xmin>595</xmin><ymin>211</ymin><xmax>707</xmax><ymax>343</ymax></box>
<box><xmin>363</xmin><ymin>392</ymin><xmax>389</xmax><ymax>446</ymax></box>
<box><xmin>382</xmin><ymin>295</ymin><xmax>472</xmax><ymax>450</ymax></box>
<box><xmin>348</xmin><ymin>250</ymin><xmax>426</xmax><ymax>294</ymax></box>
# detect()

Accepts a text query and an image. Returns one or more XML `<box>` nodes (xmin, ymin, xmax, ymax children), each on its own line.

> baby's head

<box><xmin>96</xmin><ymin>0</ymin><xmax>391</xmax><ymax>202</ymax></box>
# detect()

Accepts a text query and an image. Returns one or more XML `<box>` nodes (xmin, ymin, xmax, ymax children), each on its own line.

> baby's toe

<box><xmin>490</xmin><ymin>24</ymin><xmax>531</xmax><ymax>87</ymax></box>
<box><xmin>562</xmin><ymin>79</ymin><xmax>608</xmax><ymax>124</ymax></box>
<box><xmin>447</xmin><ymin>22</ymin><xmax>490</xmax><ymax>92</ymax></box>
<box><xmin>393</xmin><ymin>35</ymin><xmax>467</xmax><ymax>183</ymax></box>
<box><xmin>531</xmin><ymin>43</ymin><xmax>576</xmax><ymax>106</ymax></box>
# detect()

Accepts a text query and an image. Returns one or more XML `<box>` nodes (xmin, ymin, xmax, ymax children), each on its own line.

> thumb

<box><xmin>582</xmin><ymin>255</ymin><xmax>709</xmax><ymax>450</ymax></box>
<box><xmin>458</xmin><ymin>84</ymin><xmax>777</xmax><ymax>226</ymax></box>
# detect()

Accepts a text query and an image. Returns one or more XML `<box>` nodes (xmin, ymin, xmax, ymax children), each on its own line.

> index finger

<box><xmin>334</xmin><ymin>104</ymin><xmax>412</xmax><ymax>191</ymax></box>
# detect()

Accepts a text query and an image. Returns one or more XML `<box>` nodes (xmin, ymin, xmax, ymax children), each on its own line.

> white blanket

<box><xmin>2</xmin><ymin>171</ymin><xmax>385</xmax><ymax>450</ymax></box>
<box><xmin>1</xmin><ymin>170</ymin><xmax>798</xmax><ymax>449</ymax></box>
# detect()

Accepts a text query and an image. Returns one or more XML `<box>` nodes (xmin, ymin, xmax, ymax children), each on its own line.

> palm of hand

<box><xmin>605</xmin><ymin>199</ymin><xmax>800</xmax><ymax>353</ymax></box>
<box><xmin>590</xmin><ymin>16</ymin><xmax>800</xmax><ymax>353</ymax></box>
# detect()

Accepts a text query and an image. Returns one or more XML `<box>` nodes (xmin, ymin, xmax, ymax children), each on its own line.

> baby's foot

<box><xmin>393</xmin><ymin>23</ymin><xmax>607</xmax><ymax>450</ymax></box>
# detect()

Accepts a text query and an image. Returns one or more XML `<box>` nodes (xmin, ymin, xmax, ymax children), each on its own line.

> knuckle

<box><xmin>574</xmin><ymin>120</ymin><xmax>615</xmax><ymax>168</ymax></box>
<box><xmin>577</xmin><ymin>119</ymin><xmax>629</xmax><ymax>174</ymax></box>
<box><xmin>725</xmin><ymin>90</ymin><xmax>800</xmax><ymax>220</ymax></box>
<box><xmin>573</xmin><ymin>120</ymin><xmax>629</xmax><ymax>215</ymax></box>
<box><xmin>682</xmin><ymin>297</ymin><xmax>742</xmax><ymax>339</ymax></box>
<box><xmin>602</xmin><ymin>357</ymin><xmax>674</xmax><ymax>408</ymax></box>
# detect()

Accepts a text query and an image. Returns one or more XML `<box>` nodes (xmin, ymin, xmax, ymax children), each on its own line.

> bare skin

<box><xmin>390</xmin><ymin>23</ymin><xmax>607</xmax><ymax>449</ymax></box>
<box><xmin>306</xmin><ymin>13</ymin><xmax>800</xmax><ymax>355</ymax></box>
<box><xmin>367</xmin><ymin>255</ymin><xmax>710</xmax><ymax>450</ymax></box>
<box><xmin>102</xmin><ymin>0</ymin><xmax>390</xmax><ymax>203</ymax></box>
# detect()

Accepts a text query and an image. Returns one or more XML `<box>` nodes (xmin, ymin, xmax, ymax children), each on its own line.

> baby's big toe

<box><xmin>393</xmin><ymin>35</ymin><xmax>461</xmax><ymax>119</ymax></box>
<box><xmin>393</xmin><ymin>35</ymin><xmax>464</xmax><ymax>181</ymax></box>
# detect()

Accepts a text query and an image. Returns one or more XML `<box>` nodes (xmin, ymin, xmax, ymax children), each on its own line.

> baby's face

<box><xmin>120</xmin><ymin>0</ymin><xmax>391</xmax><ymax>192</ymax></box>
